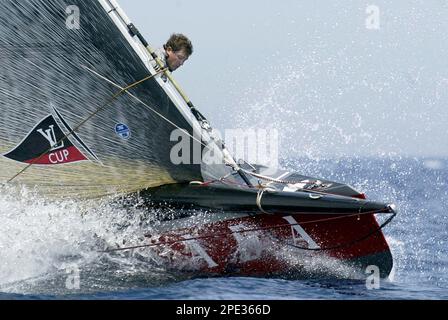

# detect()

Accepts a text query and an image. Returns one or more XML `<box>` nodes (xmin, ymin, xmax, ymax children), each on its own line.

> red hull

<box><xmin>143</xmin><ymin>212</ymin><xmax>393</xmax><ymax>278</ymax></box>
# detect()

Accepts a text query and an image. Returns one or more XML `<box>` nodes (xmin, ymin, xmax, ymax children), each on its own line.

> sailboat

<box><xmin>0</xmin><ymin>0</ymin><xmax>396</xmax><ymax>279</ymax></box>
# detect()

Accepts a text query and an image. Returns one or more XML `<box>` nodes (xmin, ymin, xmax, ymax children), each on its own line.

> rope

<box><xmin>82</xmin><ymin>66</ymin><xmax>228</xmax><ymax>157</ymax></box>
<box><xmin>241</xmin><ymin>169</ymin><xmax>370</xmax><ymax>200</ymax></box>
<box><xmin>287</xmin><ymin>210</ymin><xmax>397</xmax><ymax>252</ymax></box>
<box><xmin>242</xmin><ymin>169</ymin><xmax>318</xmax><ymax>186</ymax></box>
<box><xmin>79</xmin><ymin>69</ymin><xmax>254</xmax><ymax>188</ymax></box>
<box><xmin>7</xmin><ymin>68</ymin><xmax>167</xmax><ymax>183</ymax></box>
<box><xmin>193</xmin><ymin>172</ymin><xmax>251</xmax><ymax>188</ymax></box>
<box><xmin>256</xmin><ymin>187</ymin><xmax>276</xmax><ymax>214</ymax></box>
<box><xmin>100</xmin><ymin>208</ymin><xmax>395</xmax><ymax>254</ymax></box>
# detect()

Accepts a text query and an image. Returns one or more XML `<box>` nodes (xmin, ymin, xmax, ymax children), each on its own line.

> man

<box><xmin>154</xmin><ymin>33</ymin><xmax>193</xmax><ymax>73</ymax></box>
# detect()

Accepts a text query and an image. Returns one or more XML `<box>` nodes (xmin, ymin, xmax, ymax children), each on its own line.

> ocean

<box><xmin>0</xmin><ymin>157</ymin><xmax>447</xmax><ymax>300</ymax></box>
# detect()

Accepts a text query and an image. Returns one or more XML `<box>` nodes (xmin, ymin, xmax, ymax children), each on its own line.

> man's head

<box><xmin>164</xmin><ymin>33</ymin><xmax>193</xmax><ymax>72</ymax></box>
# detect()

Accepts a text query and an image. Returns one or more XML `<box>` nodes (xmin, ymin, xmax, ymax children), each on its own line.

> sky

<box><xmin>119</xmin><ymin>0</ymin><xmax>448</xmax><ymax>158</ymax></box>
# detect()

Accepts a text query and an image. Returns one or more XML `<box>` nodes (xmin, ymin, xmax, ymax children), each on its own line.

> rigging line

<box><xmin>192</xmin><ymin>172</ymin><xmax>233</xmax><ymax>187</ymax></box>
<box><xmin>242</xmin><ymin>168</ymin><xmax>317</xmax><ymax>185</ymax></box>
<box><xmin>107</xmin><ymin>0</ymin><xmax>208</xmax><ymax>124</ymax></box>
<box><xmin>288</xmin><ymin>211</ymin><xmax>397</xmax><ymax>252</ymax></box>
<box><xmin>256</xmin><ymin>187</ymin><xmax>276</xmax><ymax>214</ymax></box>
<box><xmin>242</xmin><ymin>169</ymin><xmax>367</xmax><ymax>199</ymax></box>
<box><xmin>124</xmin><ymin>21</ymin><xmax>253</xmax><ymax>187</ymax></box>
<box><xmin>82</xmin><ymin>66</ymin><xmax>231</xmax><ymax>162</ymax></box>
<box><xmin>192</xmin><ymin>172</ymin><xmax>250</xmax><ymax>188</ymax></box>
<box><xmin>99</xmin><ymin>208</ymin><xmax>393</xmax><ymax>253</ymax></box>
<box><xmin>7</xmin><ymin>69</ymin><xmax>166</xmax><ymax>183</ymax></box>
<box><xmin>146</xmin><ymin>207</ymin><xmax>392</xmax><ymax>237</ymax></box>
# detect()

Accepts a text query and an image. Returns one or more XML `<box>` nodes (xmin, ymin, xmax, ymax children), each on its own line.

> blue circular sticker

<box><xmin>115</xmin><ymin>123</ymin><xmax>131</xmax><ymax>140</ymax></box>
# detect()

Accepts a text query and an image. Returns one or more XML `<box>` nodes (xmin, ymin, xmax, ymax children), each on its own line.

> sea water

<box><xmin>0</xmin><ymin>157</ymin><xmax>447</xmax><ymax>300</ymax></box>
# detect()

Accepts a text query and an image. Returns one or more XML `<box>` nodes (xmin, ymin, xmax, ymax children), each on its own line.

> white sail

<box><xmin>0</xmin><ymin>0</ymin><xmax>224</xmax><ymax>198</ymax></box>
